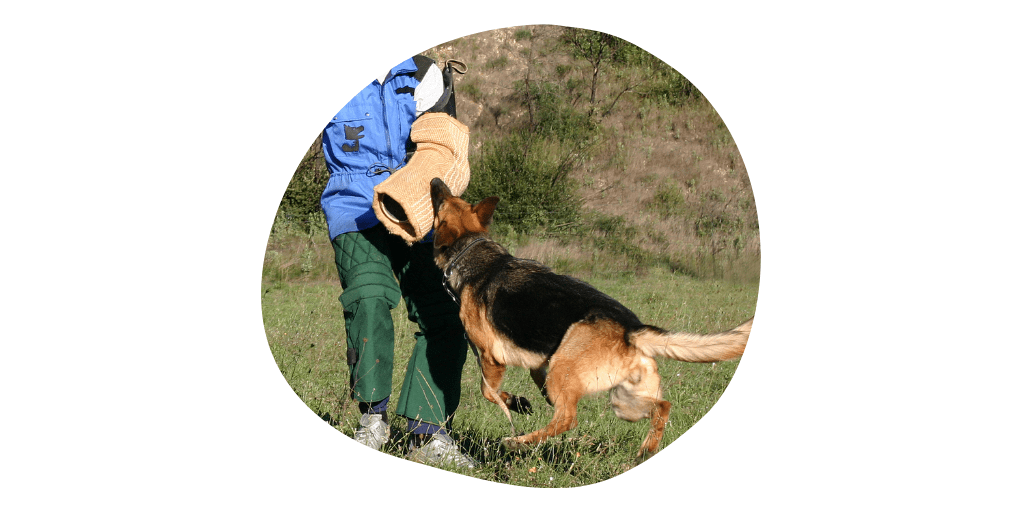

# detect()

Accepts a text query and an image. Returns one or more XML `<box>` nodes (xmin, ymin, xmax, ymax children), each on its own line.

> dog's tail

<box><xmin>631</xmin><ymin>317</ymin><xmax>752</xmax><ymax>362</ymax></box>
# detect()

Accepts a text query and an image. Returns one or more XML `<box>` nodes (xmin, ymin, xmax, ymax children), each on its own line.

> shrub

<box><xmin>484</xmin><ymin>55</ymin><xmax>509</xmax><ymax>70</ymax></box>
<box><xmin>460</xmin><ymin>80</ymin><xmax>482</xmax><ymax>103</ymax></box>
<box><xmin>278</xmin><ymin>135</ymin><xmax>329</xmax><ymax>235</ymax></box>
<box><xmin>466</xmin><ymin>132</ymin><xmax>581</xmax><ymax>234</ymax></box>
<box><xmin>646</xmin><ymin>181</ymin><xmax>687</xmax><ymax>218</ymax></box>
<box><xmin>514</xmin><ymin>29</ymin><xmax>532</xmax><ymax>41</ymax></box>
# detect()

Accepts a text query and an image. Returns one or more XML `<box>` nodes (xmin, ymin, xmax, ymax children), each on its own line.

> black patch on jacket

<box><xmin>342</xmin><ymin>124</ymin><xmax>364</xmax><ymax>153</ymax></box>
<box><xmin>411</xmin><ymin>54</ymin><xmax>436</xmax><ymax>81</ymax></box>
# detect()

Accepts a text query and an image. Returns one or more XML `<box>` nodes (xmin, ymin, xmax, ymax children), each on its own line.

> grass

<box><xmin>460</xmin><ymin>80</ymin><xmax>483</xmax><ymax>103</ymax></box>
<box><xmin>483</xmin><ymin>55</ymin><xmax>510</xmax><ymax>71</ymax></box>
<box><xmin>264</xmin><ymin>26</ymin><xmax>760</xmax><ymax>485</ymax></box>
<box><xmin>262</xmin><ymin>264</ymin><xmax>756</xmax><ymax>487</ymax></box>
<box><xmin>514</xmin><ymin>210</ymin><xmax>761</xmax><ymax>283</ymax></box>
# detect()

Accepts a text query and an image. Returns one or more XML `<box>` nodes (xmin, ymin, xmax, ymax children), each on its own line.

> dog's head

<box><xmin>430</xmin><ymin>177</ymin><xmax>498</xmax><ymax>258</ymax></box>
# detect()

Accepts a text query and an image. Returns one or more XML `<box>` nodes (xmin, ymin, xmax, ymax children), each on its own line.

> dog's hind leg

<box><xmin>504</xmin><ymin>321</ymin><xmax>630</xmax><ymax>451</ymax></box>
<box><xmin>502</xmin><ymin>361</ymin><xmax>584</xmax><ymax>451</ymax></box>
<box><xmin>608</xmin><ymin>355</ymin><xmax>671</xmax><ymax>460</ymax></box>
<box><xmin>640</xmin><ymin>399</ymin><xmax>672</xmax><ymax>460</ymax></box>
<box><xmin>613</xmin><ymin>393</ymin><xmax>671</xmax><ymax>460</ymax></box>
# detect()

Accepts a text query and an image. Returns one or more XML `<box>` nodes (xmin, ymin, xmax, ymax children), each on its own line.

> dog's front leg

<box><xmin>478</xmin><ymin>354</ymin><xmax>517</xmax><ymax>436</ymax></box>
<box><xmin>529</xmin><ymin>367</ymin><xmax>551</xmax><ymax>406</ymax></box>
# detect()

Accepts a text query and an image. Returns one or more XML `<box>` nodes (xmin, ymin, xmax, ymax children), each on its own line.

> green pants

<box><xmin>332</xmin><ymin>223</ymin><xmax>468</xmax><ymax>427</ymax></box>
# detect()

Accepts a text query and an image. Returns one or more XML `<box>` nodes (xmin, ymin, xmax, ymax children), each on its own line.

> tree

<box><xmin>560</xmin><ymin>28</ymin><xmax>626</xmax><ymax>117</ymax></box>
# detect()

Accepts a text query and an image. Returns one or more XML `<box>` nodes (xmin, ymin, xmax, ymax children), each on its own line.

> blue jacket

<box><xmin>320</xmin><ymin>56</ymin><xmax>442</xmax><ymax>240</ymax></box>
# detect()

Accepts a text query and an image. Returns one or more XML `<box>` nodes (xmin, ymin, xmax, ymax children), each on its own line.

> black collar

<box><xmin>442</xmin><ymin>237</ymin><xmax>487</xmax><ymax>304</ymax></box>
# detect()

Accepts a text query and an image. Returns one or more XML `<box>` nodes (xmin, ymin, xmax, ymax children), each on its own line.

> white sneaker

<box><xmin>407</xmin><ymin>431</ymin><xmax>478</xmax><ymax>468</ymax></box>
<box><xmin>352</xmin><ymin>413</ymin><xmax>389</xmax><ymax>450</ymax></box>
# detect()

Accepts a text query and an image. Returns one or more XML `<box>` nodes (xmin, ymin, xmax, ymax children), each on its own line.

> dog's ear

<box><xmin>430</xmin><ymin>178</ymin><xmax>453</xmax><ymax>216</ymax></box>
<box><xmin>472</xmin><ymin>196</ymin><xmax>500</xmax><ymax>228</ymax></box>
<box><xmin>433</xmin><ymin>221</ymin><xmax>456</xmax><ymax>250</ymax></box>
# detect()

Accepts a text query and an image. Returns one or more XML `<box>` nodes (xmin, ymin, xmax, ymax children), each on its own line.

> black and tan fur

<box><xmin>429</xmin><ymin>178</ymin><xmax>752</xmax><ymax>459</ymax></box>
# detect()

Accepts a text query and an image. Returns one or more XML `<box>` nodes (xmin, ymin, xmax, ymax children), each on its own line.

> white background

<box><xmin>3</xmin><ymin>1</ymin><xmax>1021</xmax><ymax>510</ymax></box>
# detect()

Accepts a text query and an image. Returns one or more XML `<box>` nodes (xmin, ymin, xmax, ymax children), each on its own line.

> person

<box><xmin>320</xmin><ymin>55</ymin><xmax>475</xmax><ymax>467</ymax></box>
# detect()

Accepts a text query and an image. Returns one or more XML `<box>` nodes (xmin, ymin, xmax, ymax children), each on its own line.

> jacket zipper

<box><xmin>378</xmin><ymin>77</ymin><xmax>393</xmax><ymax>170</ymax></box>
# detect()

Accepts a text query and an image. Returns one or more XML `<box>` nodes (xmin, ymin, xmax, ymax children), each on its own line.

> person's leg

<box><xmin>389</xmin><ymin>238</ymin><xmax>468</xmax><ymax>426</ymax></box>
<box><xmin>332</xmin><ymin>225</ymin><xmax>403</xmax><ymax>447</ymax></box>
<box><xmin>388</xmin><ymin>238</ymin><xmax>474</xmax><ymax>466</ymax></box>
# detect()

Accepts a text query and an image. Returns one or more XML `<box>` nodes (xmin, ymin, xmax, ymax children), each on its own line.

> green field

<box><xmin>262</xmin><ymin>266</ymin><xmax>756</xmax><ymax>487</ymax></box>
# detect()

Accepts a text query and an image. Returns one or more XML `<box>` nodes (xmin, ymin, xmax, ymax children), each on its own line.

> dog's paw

<box><xmin>504</xmin><ymin>394</ymin><xmax>533</xmax><ymax>414</ymax></box>
<box><xmin>501</xmin><ymin>436</ymin><xmax>531</xmax><ymax>452</ymax></box>
<box><xmin>634</xmin><ymin>447</ymin><xmax>658</xmax><ymax>464</ymax></box>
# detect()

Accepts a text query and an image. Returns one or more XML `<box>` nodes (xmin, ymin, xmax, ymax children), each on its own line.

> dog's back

<box><xmin>475</xmin><ymin>254</ymin><xmax>645</xmax><ymax>359</ymax></box>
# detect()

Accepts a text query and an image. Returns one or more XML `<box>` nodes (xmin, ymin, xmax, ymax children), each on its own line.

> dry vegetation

<box><xmin>425</xmin><ymin>25</ymin><xmax>756</xmax><ymax>279</ymax></box>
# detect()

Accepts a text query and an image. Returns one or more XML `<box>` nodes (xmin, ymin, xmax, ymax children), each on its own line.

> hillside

<box><xmin>270</xmin><ymin>25</ymin><xmax>758</xmax><ymax>282</ymax></box>
<box><xmin>422</xmin><ymin>25</ymin><xmax>758</xmax><ymax>280</ymax></box>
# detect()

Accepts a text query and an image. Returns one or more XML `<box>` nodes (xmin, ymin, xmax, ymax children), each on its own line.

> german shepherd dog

<box><xmin>429</xmin><ymin>178</ymin><xmax>752</xmax><ymax>459</ymax></box>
